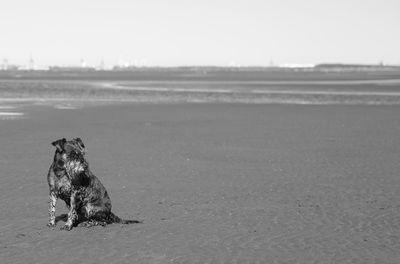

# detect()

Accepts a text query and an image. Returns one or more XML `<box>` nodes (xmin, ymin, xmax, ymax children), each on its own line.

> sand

<box><xmin>1</xmin><ymin>102</ymin><xmax>400</xmax><ymax>263</ymax></box>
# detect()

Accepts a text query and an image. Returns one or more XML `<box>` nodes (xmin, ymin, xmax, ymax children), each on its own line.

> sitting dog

<box><xmin>47</xmin><ymin>138</ymin><xmax>141</xmax><ymax>230</ymax></box>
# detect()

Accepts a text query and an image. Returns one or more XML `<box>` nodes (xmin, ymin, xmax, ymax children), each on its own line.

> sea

<box><xmin>1</xmin><ymin>79</ymin><xmax>400</xmax><ymax>105</ymax></box>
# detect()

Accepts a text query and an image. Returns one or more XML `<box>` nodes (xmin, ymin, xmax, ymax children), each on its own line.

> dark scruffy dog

<box><xmin>47</xmin><ymin>138</ymin><xmax>141</xmax><ymax>230</ymax></box>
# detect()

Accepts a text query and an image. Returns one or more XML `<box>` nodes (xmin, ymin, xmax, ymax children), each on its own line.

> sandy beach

<box><xmin>0</xmin><ymin>101</ymin><xmax>400</xmax><ymax>263</ymax></box>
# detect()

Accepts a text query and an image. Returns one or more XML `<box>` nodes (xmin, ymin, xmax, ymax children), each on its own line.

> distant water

<box><xmin>1</xmin><ymin>80</ymin><xmax>400</xmax><ymax>105</ymax></box>
<box><xmin>0</xmin><ymin>111</ymin><xmax>24</xmax><ymax>120</ymax></box>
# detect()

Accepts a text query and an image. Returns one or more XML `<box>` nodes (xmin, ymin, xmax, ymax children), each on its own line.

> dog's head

<box><xmin>51</xmin><ymin>138</ymin><xmax>86</xmax><ymax>168</ymax></box>
<box><xmin>52</xmin><ymin>138</ymin><xmax>85</xmax><ymax>153</ymax></box>
<box><xmin>51</xmin><ymin>138</ymin><xmax>89</xmax><ymax>185</ymax></box>
<box><xmin>65</xmin><ymin>138</ymin><xmax>86</xmax><ymax>156</ymax></box>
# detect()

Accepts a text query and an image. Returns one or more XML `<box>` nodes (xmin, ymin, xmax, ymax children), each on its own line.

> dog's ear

<box><xmin>73</xmin><ymin>138</ymin><xmax>85</xmax><ymax>153</ymax></box>
<box><xmin>51</xmin><ymin>138</ymin><xmax>66</xmax><ymax>152</ymax></box>
<box><xmin>74</xmin><ymin>138</ymin><xmax>85</xmax><ymax>149</ymax></box>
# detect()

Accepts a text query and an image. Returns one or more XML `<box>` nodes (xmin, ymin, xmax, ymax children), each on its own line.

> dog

<box><xmin>47</xmin><ymin>138</ymin><xmax>141</xmax><ymax>230</ymax></box>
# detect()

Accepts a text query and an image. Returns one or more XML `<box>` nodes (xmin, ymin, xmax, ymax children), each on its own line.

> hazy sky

<box><xmin>1</xmin><ymin>0</ymin><xmax>399</xmax><ymax>66</ymax></box>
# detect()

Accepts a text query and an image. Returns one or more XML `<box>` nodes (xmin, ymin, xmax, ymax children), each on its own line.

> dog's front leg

<box><xmin>61</xmin><ymin>190</ymin><xmax>78</xmax><ymax>231</ymax></box>
<box><xmin>47</xmin><ymin>191</ymin><xmax>57</xmax><ymax>227</ymax></box>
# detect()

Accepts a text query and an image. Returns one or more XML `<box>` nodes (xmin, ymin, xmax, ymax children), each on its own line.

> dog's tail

<box><xmin>109</xmin><ymin>212</ymin><xmax>142</xmax><ymax>224</ymax></box>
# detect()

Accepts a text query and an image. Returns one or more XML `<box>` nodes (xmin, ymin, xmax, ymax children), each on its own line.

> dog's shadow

<box><xmin>54</xmin><ymin>213</ymin><xmax>142</xmax><ymax>227</ymax></box>
<box><xmin>55</xmin><ymin>214</ymin><xmax>68</xmax><ymax>223</ymax></box>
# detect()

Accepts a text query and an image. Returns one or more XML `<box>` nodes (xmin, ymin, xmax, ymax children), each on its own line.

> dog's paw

<box><xmin>60</xmin><ymin>225</ymin><xmax>72</xmax><ymax>231</ymax></box>
<box><xmin>78</xmin><ymin>220</ymin><xmax>107</xmax><ymax>228</ymax></box>
<box><xmin>47</xmin><ymin>222</ymin><xmax>56</xmax><ymax>228</ymax></box>
<box><xmin>77</xmin><ymin>221</ymin><xmax>91</xmax><ymax>228</ymax></box>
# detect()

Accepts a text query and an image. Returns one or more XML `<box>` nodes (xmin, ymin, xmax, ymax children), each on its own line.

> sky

<box><xmin>1</xmin><ymin>0</ymin><xmax>399</xmax><ymax>67</ymax></box>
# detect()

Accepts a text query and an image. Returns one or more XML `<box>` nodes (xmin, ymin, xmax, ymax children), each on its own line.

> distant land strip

<box><xmin>1</xmin><ymin>65</ymin><xmax>400</xmax><ymax>82</ymax></box>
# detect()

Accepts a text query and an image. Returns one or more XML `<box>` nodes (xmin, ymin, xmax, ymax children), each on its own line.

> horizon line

<box><xmin>2</xmin><ymin>62</ymin><xmax>400</xmax><ymax>70</ymax></box>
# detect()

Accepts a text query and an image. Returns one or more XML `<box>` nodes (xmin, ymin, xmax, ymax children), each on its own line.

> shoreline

<box><xmin>0</xmin><ymin>78</ymin><xmax>399</xmax><ymax>105</ymax></box>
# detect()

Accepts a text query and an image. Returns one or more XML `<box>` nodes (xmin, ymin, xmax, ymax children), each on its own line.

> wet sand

<box><xmin>1</xmin><ymin>103</ymin><xmax>400</xmax><ymax>263</ymax></box>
